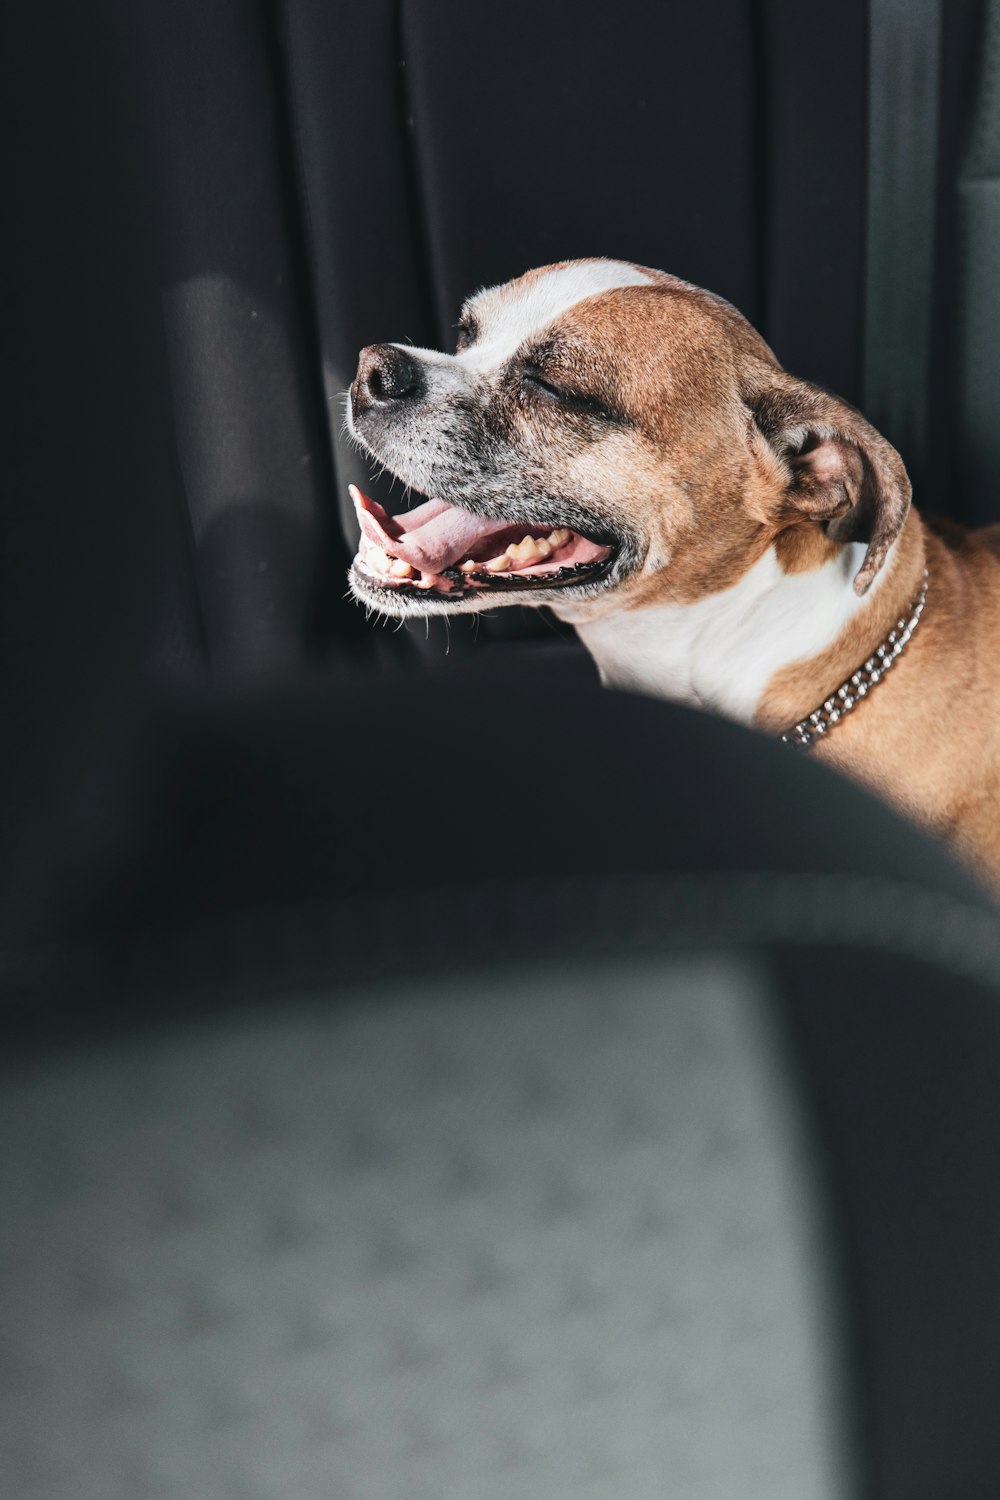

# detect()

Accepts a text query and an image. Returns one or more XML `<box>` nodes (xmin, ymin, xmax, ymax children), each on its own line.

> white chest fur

<box><xmin>567</xmin><ymin>542</ymin><xmax>879</xmax><ymax>725</ymax></box>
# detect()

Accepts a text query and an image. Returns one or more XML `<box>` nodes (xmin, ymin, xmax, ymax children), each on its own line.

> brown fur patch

<box><xmin>773</xmin><ymin>523</ymin><xmax>843</xmax><ymax>574</ymax></box>
<box><xmin>538</xmin><ymin>279</ymin><xmax>791</xmax><ymax>612</ymax></box>
<box><xmin>530</xmin><ymin>274</ymin><xmax>908</xmax><ymax>615</ymax></box>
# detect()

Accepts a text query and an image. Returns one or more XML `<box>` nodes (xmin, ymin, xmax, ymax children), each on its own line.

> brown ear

<box><xmin>748</xmin><ymin>371</ymin><xmax>911</xmax><ymax>595</ymax></box>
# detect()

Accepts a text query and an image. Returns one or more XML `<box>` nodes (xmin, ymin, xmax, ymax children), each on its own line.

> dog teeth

<box><xmin>459</xmin><ymin>528</ymin><xmax>576</xmax><ymax>579</ymax></box>
<box><xmin>366</xmin><ymin>547</ymin><xmax>390</xmax><ymax>572</ymax></box>
<box><xmin>389</xmin><ymin>558</ymin><xmax>414</xmax><ymax>577</ymax></box>
<box><xmin>508</xmin><ymin>535</ymin><xmax>549</xmax><ymax>563</ymax></box>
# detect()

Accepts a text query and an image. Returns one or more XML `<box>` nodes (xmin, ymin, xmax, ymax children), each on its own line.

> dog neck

<box><xmin>562</xmin><ymin>539</ymin><xmax>898</xmax><ymax>727</ymax></box>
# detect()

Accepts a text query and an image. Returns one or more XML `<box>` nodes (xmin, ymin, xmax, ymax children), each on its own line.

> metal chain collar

<box><xmin>780</xmin><ymin>567</ymin><xmax>929</xmax><ymax>749</ymax></box>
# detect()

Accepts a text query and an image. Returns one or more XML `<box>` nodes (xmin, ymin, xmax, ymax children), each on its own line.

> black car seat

<box><xmin>4</xmin><ymin>660</ymin><xmax>1000</xmax><ymax>1500</ymax></box>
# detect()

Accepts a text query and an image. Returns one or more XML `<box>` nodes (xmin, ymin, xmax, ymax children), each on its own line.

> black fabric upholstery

<box><xmin>864</xmin><ymin>0</ymin><xmax>943</xmax><ymax>495</ymax></box>
<box><xmin>754</xmin><ymin>1</ymin><xmax>868</xmax><ymax>405</ymax></box>
<box><xmin>955</xmin><ymin>0</ymin><xmax>1000</xmax><ymax>526</ymax></box>
<box><xmin>3</xmin><ymin>653</ymin><xmax>997</xmax><ymax>1026</ymax></box>
<box><xmin>784</xmin><ymin>949</ymin><xmax>1000</xmax><ymax>1500</ymax></box>
<box><xmin>927</xmin><ymin>0</ymin><xmax>990</xmax><ymax>511</ymax></box>
<box><xmin>133</xmin><ymin>0</ymin><xmax>333</xmax><ymax>677</ymax></box>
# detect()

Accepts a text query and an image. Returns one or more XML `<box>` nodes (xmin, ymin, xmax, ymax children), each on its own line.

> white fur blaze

<box><xmin>463</xmin><ymin>261</ymin><xmax>652</xmax><ymax>372</ymax></box>
<box><xmin>572</xmin><ymin>542</ymin><xmax>890</xmax><ymax>724</ymax></box>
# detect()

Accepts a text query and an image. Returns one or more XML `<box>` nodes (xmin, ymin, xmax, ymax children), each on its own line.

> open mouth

<box><xmin>349</xmin><ymin>485</ymin><xmax>617</xmax><ymax>599</ymax></box>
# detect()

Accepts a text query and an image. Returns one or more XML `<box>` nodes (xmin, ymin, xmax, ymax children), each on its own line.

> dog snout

<box><xmin>352</xmin><ymin>344</ymin><xmax>425</xmax><ymax>418</ymax></box>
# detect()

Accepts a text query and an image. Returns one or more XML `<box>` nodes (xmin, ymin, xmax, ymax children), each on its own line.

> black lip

<box><xmin>351</xmin><ymin>549</ymin><xmax>618</xmax><ymax>602</ymax></box>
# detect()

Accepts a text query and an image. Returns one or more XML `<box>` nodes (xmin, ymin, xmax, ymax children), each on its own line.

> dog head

<box><xmin>346</xmin><ymin>258</ymin><xmax>910</xmax><ymax>622</ymax></box>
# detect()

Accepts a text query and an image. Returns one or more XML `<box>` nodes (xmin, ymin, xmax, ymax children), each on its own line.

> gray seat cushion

<box><xmin>1</xmin><ymin>950</ymin><xmax>853</xmax><ymax>1500</ymax></box>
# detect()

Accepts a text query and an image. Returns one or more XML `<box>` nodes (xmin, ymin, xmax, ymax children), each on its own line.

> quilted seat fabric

<box><xmin>1</xmin><ymin>952</ymin><xmax>851</xmax><ymax>1500</ymax></box>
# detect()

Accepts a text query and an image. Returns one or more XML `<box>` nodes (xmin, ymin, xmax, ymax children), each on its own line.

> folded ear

<box><xmin>748</xmin><ymin>371</ymin><xmax>911</xmax><ymax>595</ymax></box>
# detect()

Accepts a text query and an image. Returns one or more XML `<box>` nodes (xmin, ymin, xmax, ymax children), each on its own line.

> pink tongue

<box><xmin>393</xmin><ymin>497</ymin><xmax>454</xmax><ymax>532</ymax></box>
<box><xmin>351</xmin><ymin>487</ymin><xmax>531</xmax><ymax>575</ymax></box>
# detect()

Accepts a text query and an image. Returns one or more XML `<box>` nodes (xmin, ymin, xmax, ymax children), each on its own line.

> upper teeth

<box><xmin>367</xmin><ymin>527</ymin><xmax>579</xmax><ymax>583</ymax></box>
<box><xmin>463</xmin><ymin>529</ymin><xmax>573</xmax><ymax>573</ymax></box>
<box><xmin>508</xmin><ymin>536</ymin><xmax>550</xmax><ymax>563</ymax></box>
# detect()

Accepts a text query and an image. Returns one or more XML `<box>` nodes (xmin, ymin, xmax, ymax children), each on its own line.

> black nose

<box><xmin>352</xmin><ymin>344</ymin><xmax>425</xmax><ymax>416</ymax></box>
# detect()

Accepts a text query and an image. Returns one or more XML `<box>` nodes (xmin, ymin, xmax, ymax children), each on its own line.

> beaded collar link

<box><xmin>780</xmin><ymin>568</ymin><xmax>929</xmax><ymax>749</ymax></box>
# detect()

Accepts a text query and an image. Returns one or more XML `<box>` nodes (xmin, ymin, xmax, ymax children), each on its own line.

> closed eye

<box><xmin>520</xmin><ymin>365</ymin><xmax>618</xmax><ymax>420</ymax></box>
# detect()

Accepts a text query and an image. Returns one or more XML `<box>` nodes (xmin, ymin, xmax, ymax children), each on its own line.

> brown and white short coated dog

<box><xmin>346</xmin><ymin>258</ymin><xmax>1000</xmax><ymax>898</ymax></box>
